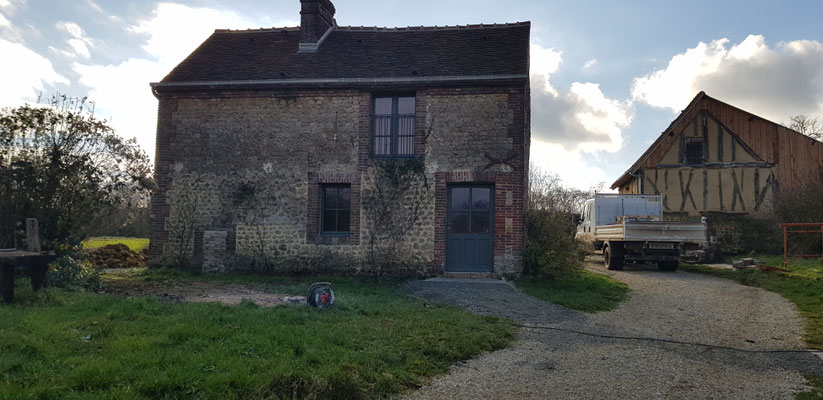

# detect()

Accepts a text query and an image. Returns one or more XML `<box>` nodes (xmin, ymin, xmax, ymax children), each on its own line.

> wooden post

<box><xmin>783</xmin><ymin>225</ymin><xmax>788</xmax><ymax>267</ymax></box>
<box><xmin>25</xmin><ymin>218</ymin><xmax>40</xmax><ymax>253</ymax></box>
<box><xmin>1</xmin><ymin>262</ymin><xmax>14</xmax><ymax>303</ymax></box>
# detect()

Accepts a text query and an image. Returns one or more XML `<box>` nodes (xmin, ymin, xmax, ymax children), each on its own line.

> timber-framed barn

<box><xmin>612</xmin><ymin>92</ymin><xmax>823</xmax><ymax>217</ymax></box>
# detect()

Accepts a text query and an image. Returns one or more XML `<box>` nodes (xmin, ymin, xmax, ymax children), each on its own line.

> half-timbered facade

<box><xmin>612</xmin><ymin>92</ymin><xmax>823</xmax><ymax>217</ymax></box>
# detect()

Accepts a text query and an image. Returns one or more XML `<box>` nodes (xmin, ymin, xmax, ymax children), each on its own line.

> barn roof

<box><xmin>152</xmin><ymin>22</ymin><xmax>530</xmax><ymax>89</ymax></box>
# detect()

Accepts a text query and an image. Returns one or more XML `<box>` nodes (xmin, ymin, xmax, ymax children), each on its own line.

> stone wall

<box><xmin>150</xmin><ymin>84</ymin><xmax>528</xmax><ymax>276</ymax></box>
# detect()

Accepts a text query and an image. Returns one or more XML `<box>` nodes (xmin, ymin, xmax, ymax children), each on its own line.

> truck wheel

<box><xmin>604</xmin><ymin>245</ymin><xmax>624</xmax><ymax>271</ymax></box>
<box><xmin>657</xmin><ymin>260</ymin><xmax>679</xmax><ymax>272</ymax></box>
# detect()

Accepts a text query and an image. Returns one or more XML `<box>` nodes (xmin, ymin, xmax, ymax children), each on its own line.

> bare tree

<box><xmin>362</xmin><ymin>159</ymin><xmax>432</xmax><ymax>270</ymax></box>
<box><xmin>528</xmin><ymin>164</ymin><xmax>593</xmax><ymax>213</ymax></box>
<box><xmin>785</xmin><ymin>114</ymin><xmax>822</xmax><ymax>140</ymax></box>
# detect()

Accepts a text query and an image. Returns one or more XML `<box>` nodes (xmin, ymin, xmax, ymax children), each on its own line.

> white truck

<box><xmin>576</xmin><ymin>194</ymin><xmax>706</xmax><ymax>271</ymax></box>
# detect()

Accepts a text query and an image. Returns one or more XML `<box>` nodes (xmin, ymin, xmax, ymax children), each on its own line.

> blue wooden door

<box><xmin>446</xmin><ymin>186</ymin><xmax>494</xmax><ymax>272</ymax></box>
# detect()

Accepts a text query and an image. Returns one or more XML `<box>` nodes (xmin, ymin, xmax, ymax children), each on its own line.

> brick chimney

<box><xmin>299</xmin><ymin>0</ymin><xmax>336</xmax><ymax>52</ymax></box>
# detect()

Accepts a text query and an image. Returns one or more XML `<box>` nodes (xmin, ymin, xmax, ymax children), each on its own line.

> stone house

<box><xmin>148</xmin><ymin>0</ymin><xmax>530</xmax><ymax>277</ymax></box>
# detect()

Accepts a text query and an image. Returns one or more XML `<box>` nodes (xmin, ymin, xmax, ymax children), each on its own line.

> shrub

<box><xmin>48</xmin><ymin>256</ymin><xmax>101</xmax><ymax>291</ymax></box>
<box><xmin>705</xmin><ymin>213</ymin><xmax>782</xmax><ymax>255</ymax></box>
<box><xmin>524</xmin><ymin>209</ymin><xmax>584</xmax><ymax>278</ymax></box>
<box><xmin>772</xmin><ymin>181</ymin><xmax>823</xmax><ymax>255</ymax></box>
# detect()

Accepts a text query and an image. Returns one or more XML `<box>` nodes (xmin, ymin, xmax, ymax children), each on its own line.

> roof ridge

<box><xmin>213</xmin><ymin>21</ymin><xmax>530</xmax><ymax>34</ymax></box>
<box><xmin>337</xmin><ymin>21</ymin><xmax>530</xmax><ymax>32</ymax></box>
<box><xmin>215</xmin><ymin>27</ymin><xmax>300</xmax><ymax>33</ymax></box>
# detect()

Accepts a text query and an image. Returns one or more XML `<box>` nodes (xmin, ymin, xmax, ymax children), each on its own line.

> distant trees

<box><xmin>785</xmin><ymin>114</ymin><xmax>822</xmax><ymax>140</ymax></box>
<box><xmin>0</xmin><ymin>103</ymin><xmax>153</xmax><ymax>249</ymax></box>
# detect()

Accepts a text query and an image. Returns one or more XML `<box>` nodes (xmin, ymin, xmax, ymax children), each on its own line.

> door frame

<box><xmin>445</xmin><ymin>184</ymin><xmax>495</xmax><ymax>272</ymax></box>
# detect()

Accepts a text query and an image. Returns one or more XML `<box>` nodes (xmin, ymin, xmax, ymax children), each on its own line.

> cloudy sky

<box><xmin>2</xmin><ymin>0</ymin><xmax>822</xmax><ymax>189</ymax></box>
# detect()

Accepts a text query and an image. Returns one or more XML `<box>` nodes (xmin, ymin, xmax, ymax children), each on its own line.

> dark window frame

<box><xmin>321</xmin><ymin>184</ymin><xmax>351</xmax><ymax>236</ymax></box>
<box><xmin>683</xmin><ymin>137</ymin><xmax>707</xmax><ymax>165</ymax></box>
<box><xmin>446</xmin><ymin>185</ymin><xmax>494</xmax><ymax>236</ymax></box>
<box><xmin>371</xmin><ymin>94</ymin><xmax>415</xmax><ymax>158</ymax></box>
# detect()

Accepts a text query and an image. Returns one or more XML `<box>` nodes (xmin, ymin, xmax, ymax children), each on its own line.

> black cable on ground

<box><xmin>510</xmin><ymin>322</ymin><xmax>823</xmax><ymax>354</ymax></box>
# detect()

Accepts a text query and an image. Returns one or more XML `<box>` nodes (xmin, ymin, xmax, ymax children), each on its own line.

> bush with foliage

<box><xmin>47</xmin><ymin>255</ymin><xmax>101</xmax><ymax>292</ymax></box>
<box><xmin>772</xmin><ymin>180</ymin><xmax>823</xmax><ymax>255</ymax></box>
<box><xmin>0</xmin><ymin>102</ymin><xmax>153</xmax><ymax>249</ymax></box>
<box><xmin>523</xmin><ymin>165</ymin><xmax>594</xmax><ymax>278</ymax></box>
<box><xmin>524</xmin><ymin>209</ymin><xmax>585</xmax><ymax>278</ymax></box>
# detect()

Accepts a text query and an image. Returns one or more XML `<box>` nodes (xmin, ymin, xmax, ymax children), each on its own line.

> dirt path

<box><xmin>102</xmin><ymin>270</ymin><xmax>301</xmax><ymax>307</ymax></box>
<box><xmin>400</xmin><ymin>259</ymin><xmax>823</xmax><ymax>399</ymax></box>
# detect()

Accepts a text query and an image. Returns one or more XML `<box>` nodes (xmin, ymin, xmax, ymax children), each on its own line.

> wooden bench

<box><xmin>0</xmin><ymin>250</ymin><xmax>58</xmax><ymax>303</ymax></box>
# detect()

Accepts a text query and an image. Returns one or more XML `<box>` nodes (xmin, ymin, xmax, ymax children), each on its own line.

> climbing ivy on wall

<box><xmin>362</xmin><ymin>158</ymin><xmax>432</xmax><ymax>271</ymax></box>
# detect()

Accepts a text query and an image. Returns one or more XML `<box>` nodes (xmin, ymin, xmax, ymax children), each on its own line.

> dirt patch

<box><xmin>103</xmin><ymin>277</ymin><xmax>303</xmax><ymax>307</ymax></box>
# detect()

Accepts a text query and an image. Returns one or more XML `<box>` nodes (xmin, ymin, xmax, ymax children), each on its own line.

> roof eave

<box><xmin>150</xmin><ymin>74</ymin><xmax>529</xmax><ymax>94</ymax></box>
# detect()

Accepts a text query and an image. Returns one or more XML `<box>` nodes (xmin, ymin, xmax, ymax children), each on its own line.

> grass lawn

<box><xmin>514</xmin><ymin>270</ymin><xmax>630</xmax><ymax>313</ymax></box>
<box><xmin>0</xmin><ymin>271</ymin><xmax>514</xmax><ymax>399</ymax></box>
<box><xmin>82</xmin><ymin>237</ymin><xmax>149</xmax><ymax>252</ymax></box>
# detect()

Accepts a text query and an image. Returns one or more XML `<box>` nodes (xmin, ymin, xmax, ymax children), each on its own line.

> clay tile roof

<box><xmin>159</xmin><ymin>22</ymin><xmax>530</xmax><ymax>83</ymax></box>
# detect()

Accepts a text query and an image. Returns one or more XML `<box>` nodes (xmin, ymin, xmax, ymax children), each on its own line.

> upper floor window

<box><xmin>683</xmin><ymin>137</ymin><xmax>706</xmax><ymax>165</ymax></box>
<box><xmin>373</xmin><ymin>96</ymin><xmax>415</xmax><ymax>157</ymax></box>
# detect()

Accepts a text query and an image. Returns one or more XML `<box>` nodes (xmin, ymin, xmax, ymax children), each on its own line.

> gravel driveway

<box><xmin>400</xmin><ymin>258</ymin><xmax>823</xmax><ymax>399</ymax></box>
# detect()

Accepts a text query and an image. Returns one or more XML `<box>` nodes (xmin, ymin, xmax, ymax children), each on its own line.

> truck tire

<box><xmin>657</xmin><ymin>260</ymin><xmax>679</xmax><ymax>272</ymax></box>
<box><xmin>604</xmin><ymin>244</ymin><xmax>624</xmax><ymax>271</ymax></box>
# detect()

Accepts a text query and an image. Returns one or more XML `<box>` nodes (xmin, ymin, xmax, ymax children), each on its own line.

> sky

<box><xmin>1</xmin><ymin>0</ymin><xmax>822</xmax><ymax>190</ymax></box>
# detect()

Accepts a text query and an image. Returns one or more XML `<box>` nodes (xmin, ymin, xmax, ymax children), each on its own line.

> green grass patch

<box><xmin>82</xmin><ymin>237</ymin><xmax>149</xmax><ymax>252</ymax></box>
<box><xmin>797</xmin><ymin>376</ymin><xmax>823</xmax><ymax>400</ymax></box>
<box><xmin>723</xmin><ymin>254</ymin><xmax>823</xmax><ymax>280</ymax></box>
<box><xmin>514</xmin><ymin>270</ymin><xmax>630</xmax><ymax>313</ymax></box>
<box><xmin>1</xmin><ymin>273</ymin><xmax>514</xmax><ymax>399</ymax></box>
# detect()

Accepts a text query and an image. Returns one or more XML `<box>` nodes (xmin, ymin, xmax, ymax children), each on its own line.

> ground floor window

<box><xmin>322</xmin><ymin>184</ymin><xmax>351</xmax><ymax>235</ymax></box>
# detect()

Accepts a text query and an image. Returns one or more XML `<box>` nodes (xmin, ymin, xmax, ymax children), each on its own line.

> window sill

<box><xmin>371</xmin><ymin>155</ymin><xmax>416</xmax><ymax>159</ymax></box>
<box><xmin>316</xmin><ymin>233</ymin><xmax>354</xmax><ymax>245</ymax></box>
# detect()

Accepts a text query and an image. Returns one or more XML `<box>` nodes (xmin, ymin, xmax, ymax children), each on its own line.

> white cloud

<box><xmin>0</xmin><ymin>11</ymin><xmax>9</xmax><ymax>27</ymax></box>
<box><xmin>632</xmin><ymin>34</ymin><xmax>823</xmax><ymax>122</ymax></box>
<box><xmin>531</xmin><ymin>140</ymin><xmax>610</xmax><ymax>191</ymax></box>
<box><xmin>84</xmin><ymin>0</ymin><xmax>103</xmax><ymax>14</ymax></box>
<box><xmin>530</xmin><ymin>44</ymin><xmax>563</xmax><ymax>95</ymax></box>
<box><xmin>0</xmin><ymin>0</ymin><xmax>22</xmax><ymax>11</ymax></box>
<box><xmin>73</xmin><ymin>3</ymin><xmax>291</xmax><ymax>155</ymax></box>
<box><xmin>528</xmin><ymin>44</ymin><xmax>634</xmax><ymax>190</ymax></box>
<box><xmin>55</xmin><ymin>21</ymin><xmax>94</xmax><ymax>59</ymax></box>
<box><xmin>583</xmin><ymin>58</ymin><xmax>597</xmax><ymax>70</ymax></box>
<box><xmin>530</xmin><ymin>44</ymin><xmax>634</xmax><ymax>153</ymax></box>
<box><xmin>0</xmin><ymin>39</ymin><xmax>69</xmax><ymax>107</ymax></box>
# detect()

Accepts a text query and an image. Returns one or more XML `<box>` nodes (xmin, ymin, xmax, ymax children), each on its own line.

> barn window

<box><xmin>372</xmin><ymin>96</ymin><xmax>415</xmax><ymax>157</ymax></box>
<box><xmin>683</xmin><ymin>137</ymin><xmax>706</xmax><ymax>164</ymax></box>
<box><xmin>321</xmin><ymin>184</ymin><xmax>351</xmax><ymax>235</ymax></box>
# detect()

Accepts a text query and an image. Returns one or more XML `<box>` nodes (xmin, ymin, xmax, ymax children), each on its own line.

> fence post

<box><xmin>25</xmin><ymin>218</ymin><xmax>41</xmax><ymax>253</ymax></box>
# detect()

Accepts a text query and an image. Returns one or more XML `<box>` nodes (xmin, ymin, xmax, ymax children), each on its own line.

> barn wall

<box><xmin>639</xmin><ymin>96</ymin><xmax>823</xmax><ymax>192</ymax></box>
<box><xmin>639</xmin><ymin>166</ymin><xmax>776</xmax><ymax>215</ymax></box>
